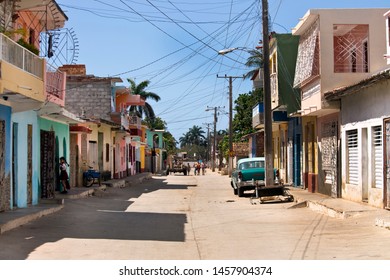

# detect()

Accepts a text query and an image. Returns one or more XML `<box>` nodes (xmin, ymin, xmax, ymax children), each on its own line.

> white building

<box><xmin>324</xmin><ymin>10</ymin><xmax>390</xmax><ymax>208</ymax></box>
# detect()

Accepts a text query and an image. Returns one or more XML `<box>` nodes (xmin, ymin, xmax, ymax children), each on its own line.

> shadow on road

<box><xmin>0</xmin><ymin>176</ymin><xmax>194</xmax><ymax>259</ymax></box>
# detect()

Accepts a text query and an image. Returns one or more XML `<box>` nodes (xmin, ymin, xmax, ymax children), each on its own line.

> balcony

<box><xmin>128</xmin><ymin>115</ymin><xmax>141</xmax><ymax>128</ymax></box>
<box><xmin>252</xmin><ymin>103</ymin><xmax>264</xmax><ymax>129</ymax></box>
<box><xmin>253</xmin><ymin>102</ymin><xmax>288</xmax><ymax>129</ymax></box>
<box><xmin>46</xmin><ymin>63</ymin><xmax>66</xmax><ymax>106</ymax></box>
<box><xmin>0</xmin><ymin>33</ymin><xmax>44</xmax><ymax>79</ymax></box>
<box><xmin>0</xmin><ymin>33</ymin><xmax>45</xmax><ymax>111</ymax></box>
<box><xmin>252</xmin><ymin>68</ymin><xmax>264</xmax><ymax>89</ymax></box>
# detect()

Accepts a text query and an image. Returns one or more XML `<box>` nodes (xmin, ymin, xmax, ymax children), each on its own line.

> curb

<box><xmin>0</xmin><ymin>172</ymin><xmax>153</xmax><ymax>236</ymax></box>
<box><xmin>0</xmin><ymin>204</ymin><xmax>64</xmax><ymax>235</ymax></box>
<box><xmin>305</xmin><ymin>201</ymin><xmax>364</xmax><ymax>219</ymax></box>
<box><xmin>288</xmin><ymin>200</ymin><xmax>360</xmax><ymax>218</ymax></box>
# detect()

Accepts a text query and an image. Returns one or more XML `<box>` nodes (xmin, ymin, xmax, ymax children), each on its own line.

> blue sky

<box><xmin>56</xmin><ymin>0</ymin><xmax>390</xmax><ymax>142</ymax></box>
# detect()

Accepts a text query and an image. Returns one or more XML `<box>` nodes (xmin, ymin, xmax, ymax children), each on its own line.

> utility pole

<box><xmin>217</xmin><ymin>74</ymin><xmax>244</xmax><ymax>177</ymax></box>
<box><xmin>262</xmin><ymin>0</ymin><xmax>274</xmax><ymax>186</ymax></box>
<box><xmin>206</xmin><ymin>106</ymin><xmax>222</xmax><ymax>172</ymax></box>
<box><xmin>202</xmin><ymin>122</ymin><xmax>212</xmax><ymax>163</ymax></box>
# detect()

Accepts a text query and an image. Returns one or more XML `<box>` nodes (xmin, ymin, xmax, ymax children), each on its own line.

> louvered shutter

<box><xmin>373</xmin><ymin>126</ymin><xmax>383</xmax><ymax>188</ymax></box>
<box><xmin>347</xmin><ymin>130</ymin><xmax>358</xmax><ymax>185</ymax></box>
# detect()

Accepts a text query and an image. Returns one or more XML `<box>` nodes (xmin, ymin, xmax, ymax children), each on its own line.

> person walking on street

<box><xmin>196</xmin><ymin>162</ymin><xmax>201</xmax><ymax>176</ymax></box>
<box><xmin>201</xmin><ymin>162</ymin><xmax>206</xmax><ymax>175</ymax></box>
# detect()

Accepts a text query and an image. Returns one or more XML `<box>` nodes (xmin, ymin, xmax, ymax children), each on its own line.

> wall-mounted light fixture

<box><xmin>18</xmin><ymin>85</ymin><xmax>32</xmax><ymax>90</ymax></box>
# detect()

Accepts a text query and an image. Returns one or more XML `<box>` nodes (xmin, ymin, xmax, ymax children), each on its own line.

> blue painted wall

<box><xmin>0</xmin><ymin>104</ymin><xmax>12</xmax><ymax>210</ymax></box>
<box><xmin>0</xmin><ymin>105</ymin><xmax>11</xmax><ymax>174</ymax></box>
<box><xmin>146</xmin><ymin>130</ymin><xmax>164</xmax><ymax>148</ymax></box>
<box><xmin>12</xmin><ymin>111</ymin><xmax>40</xmax><ymax>207</ymax></box>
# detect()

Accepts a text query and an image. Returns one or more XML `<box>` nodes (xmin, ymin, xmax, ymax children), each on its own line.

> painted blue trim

<box><xmin>12</xmin><ymin>111</ymin><xmax>40</xmax><ymax>207</ymax></box>
<box><xmin>0</xmin><ymin>105</ymin><xmax>11</xmax><ymax>174</ymax></box>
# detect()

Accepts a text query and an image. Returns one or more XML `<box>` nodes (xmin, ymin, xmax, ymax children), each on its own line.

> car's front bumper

<box><xmin>237</xmin><ymin>179</ymin><xmax>265</xmax><ymax>189</ymax></box>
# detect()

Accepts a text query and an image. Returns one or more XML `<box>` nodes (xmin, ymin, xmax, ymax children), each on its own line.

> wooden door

<box><xmin>27</xmin><ymin>125</ymin><xmax>32</xmax><ymax>204</ymax></box>
<box><xmin>0</xmin><ymin>120</ymin><xmax>7</xmax><ymax>211</ymax></box>
<box><xmin>322</xmin><ymin>120</ymin><xmax>339</xmax><ymax>198</ymax></box>
<box><xmin>41</xmin><ymin>130</ymin><xmax>55</xmax><ymax>198</ymax></box>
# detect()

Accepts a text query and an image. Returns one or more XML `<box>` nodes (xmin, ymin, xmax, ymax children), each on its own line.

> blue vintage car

<box><xmin>231</xmin><ymin>157</ymin><xmax>280</xmax><ymax>197</ymax></box>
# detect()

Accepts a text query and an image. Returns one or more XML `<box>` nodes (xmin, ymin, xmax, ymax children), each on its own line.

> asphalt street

<box><xmin>0</xmin><ymin>171</ymin><xmax>389</xmax><ymax>260</ymax></box>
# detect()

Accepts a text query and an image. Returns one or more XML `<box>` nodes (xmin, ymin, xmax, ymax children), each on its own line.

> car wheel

<box><xmin>238</xmin><ymin>187</ymin><xmax>244</xmax><ymax>197</ymax></box>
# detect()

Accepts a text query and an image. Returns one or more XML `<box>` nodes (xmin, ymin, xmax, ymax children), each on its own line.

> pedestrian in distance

<box><xmin>196</xmin><ymin>162</ymin><xmax>201</xmax><ymax>176</ymax></box>
<box><xmin>59</xmin><ymin>157</ymin><xmax>70</xmax><ymax>194</ymax></box>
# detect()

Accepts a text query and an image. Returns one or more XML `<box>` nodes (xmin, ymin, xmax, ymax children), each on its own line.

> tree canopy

<box><xmin>232</xmin><ymin>88</ymin><xmax>263</xmax><ymax>141</ymax></box>
<box><xmin>127</xmin><ymin>78</ymin><xmax>161</xmax><ymax>122</ymax></box>
<box><xmin>179</xmin><ymin>125</ymin><xmax>206</xmax><ymax>147</ymax></box>
<box><xmin>243</xmin><ymin>49</ymin><xmax>263</xmax><ymax>80</ymax></box>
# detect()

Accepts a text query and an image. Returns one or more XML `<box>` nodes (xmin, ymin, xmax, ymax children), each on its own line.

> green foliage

<box><xmin>179</xmin><ymin>125</ymin><xmax>207</xmax><ymax>160</ymax></box>
<box><xmin>179</xmin><ymin>125</ymin><xmax>206</xmax><ymax>147</ymax></box>
<box><xmin>218</xmin><ymin>134</ymin><xmax>229</xmax><ymax>163</ymax></box>
<box><xmin>217</xmin><ymin>88</ymin><xmax>263</xmax><ymax>163</ymax></box>
<box><xmin>143</xmin><ymin>116</ymin><xmax>166</xmax><ymax>130</ymax></box>
<box><xmin>163</xmin><ymin>131</ymin><xmax>177</xmax><ymax>156</ymax></box>
<box><xmin>17</xmin><ymin>38</ymin><xmax>39</xmax><ymax>55</ymax></box>
<box><xmin>244</xmin><ymin>49</ymin><xmax>263</xmax><ymax>80</ymax></box>
<box><xmin>232</xmin><ymin>88</ymin><xmax>263</xmax><ymax>141</ymax></box>
<box><xmin>127</xmin><ymin>78</ymin><xmax>161</xmax><ymax>121</ymax></box>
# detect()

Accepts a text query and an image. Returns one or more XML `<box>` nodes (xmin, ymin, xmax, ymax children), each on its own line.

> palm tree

<box><xmin>127</xmin><ymin>78</ymin><xmax>161</xmax><ymax>121</ymax></box>
<box><xmin>179</xmin><ymin>126</ymin><xmax>207</xmax><ymax>160</ymax></box>
<box><xmin>179</xmin><ymin>133</ymin><xmax>191</xmax><ymax>148</ymax></box>
<box><xmin>179</xmin><ymin>126</ymin><xmax>206</xmax><ymax>147</ymax></box>
<box><xmin>187</xmin><ymin>125</ymin><xmax>206</xmax><ymax>146</ymax></box>
<box><xmin>243</xmin><ymin>49</ymin><xmax>263</xmax><ymax>80</ymax></box>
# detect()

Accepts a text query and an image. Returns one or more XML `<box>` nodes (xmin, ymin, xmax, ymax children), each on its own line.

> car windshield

<box><xmin>239</xmin><ymin>160</ymin><xmax>264</xmax><ymax>170</ymax></box>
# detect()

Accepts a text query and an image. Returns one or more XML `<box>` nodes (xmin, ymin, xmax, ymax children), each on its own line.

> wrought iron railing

<box><xmin>46</xmin><ymin>63</ymin><xmax>65</xmax><ymax>100</ymax></box>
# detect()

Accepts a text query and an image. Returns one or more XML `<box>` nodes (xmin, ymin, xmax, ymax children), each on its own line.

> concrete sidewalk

<box><xmin>287</xmin><ymin>187</ymin><xmax>390</xmax><ymax>228</ymax></box>
<box><xmin>0</xmin><ymin>172</ymin><xmax>153</xmax><ymax>235</ymax></box>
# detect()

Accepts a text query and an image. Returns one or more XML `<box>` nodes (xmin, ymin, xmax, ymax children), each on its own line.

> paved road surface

<box><xmin>0</xmin><ymin>171</ymin><xmax>389</xmax><ymax>260</ymax></box>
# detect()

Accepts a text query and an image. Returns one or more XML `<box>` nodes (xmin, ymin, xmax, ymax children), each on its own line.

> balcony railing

<box><xmin>121</xmin><ymin>114</ymin><xmax>141</xmax><ymax>130</ymax></box>
<box><xmin>0</xmin><ymin>33</ymin><xmax>44</xmax><ymax>79</ymax></box>
<box><xmin>46</xmin><ymin>63</ymin><xmax>65</xmax><ymax>101</ymax></box>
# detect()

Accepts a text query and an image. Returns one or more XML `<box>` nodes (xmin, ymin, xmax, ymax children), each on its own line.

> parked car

<box><xmin>231</xmin><ymin>157</ymin><xmax>280</xmax><ymax>197</ymax></box>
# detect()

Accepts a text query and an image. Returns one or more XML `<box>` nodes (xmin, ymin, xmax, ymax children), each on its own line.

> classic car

<box><xmin>231</xmin><ymin>157</ymin><xmax>280</xmax><ymax>197</ymax></box>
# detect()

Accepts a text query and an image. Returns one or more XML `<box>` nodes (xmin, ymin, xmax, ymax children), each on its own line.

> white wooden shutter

<box><xmin>347</xmin><ymin>130</ymin><xmax>358</xmax><ymax>185</ymax></box>
<box><xmin>373</xmin><ymin>126</ymin><xmax>383</xmax><ymax>188</ymax></box>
